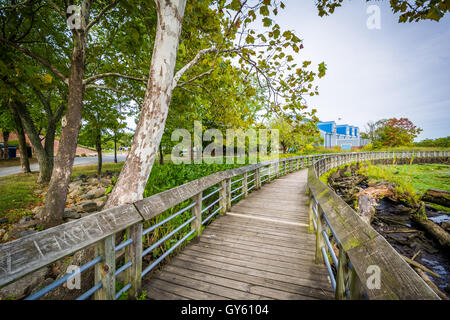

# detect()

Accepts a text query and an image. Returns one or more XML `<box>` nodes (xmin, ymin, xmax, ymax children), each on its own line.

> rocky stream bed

<box><xmin>326</xmin><ymin>164</ymin><xmax>450</xmax><ymax>299</ymax></box>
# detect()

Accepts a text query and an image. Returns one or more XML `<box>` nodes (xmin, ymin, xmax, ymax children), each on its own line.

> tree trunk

<box><xmin>10</xmin><ymin>100</ymin><xmax>53</xmax><ymax>183</ymax></box>
<box><xmin>412</xmin><ymin>211</ymin><xmax>450</xmax><ymax>250</ymax></box>
<box><xmin>40</xmin><ymin>32</ymin><xmax>87</xmax><ymax>227</ymax></box>
<box><xmin>2</xmin><ymin>131</ymin><xmax>9</xmax><ymax>160</ymax></box>
<box><xmin>96</xmin><ymin>128</ymin><xmax>102</xmax><ymax>175</ymax></box>
<box><xmin>8</xmin><ymin>101</ymin><xmax>31</xmax><ymax>173</ymax></box>
<box><xmin>105</xmin><ymin>0</ymin><xmax>186</xmax><ymax>208</ymax></box>
<box><xmin>422</xmin><ymin>189</ymin><xmax>450</xmax><ymax>208</ymax></box>
<box><xmin>159</xmin><ymin>143</ymin><xmax>164</xmax><ymax>165</ymax></box>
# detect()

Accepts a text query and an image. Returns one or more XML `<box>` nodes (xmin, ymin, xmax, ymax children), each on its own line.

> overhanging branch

<box><xmin>0</xmin><ymin>36</ymin><xmax>68</xmax><ymax>84</ymax></box>
<box><xmin>83</xmin><ymin>73</ymin><xmax>147</xmax><ymax>85</ymax></box>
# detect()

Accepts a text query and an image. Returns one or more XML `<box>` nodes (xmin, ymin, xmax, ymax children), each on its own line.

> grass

<box><xmin>358</xmin><ymin>163</ymin><xmax>450</xmax><ymax>205</ymax></box>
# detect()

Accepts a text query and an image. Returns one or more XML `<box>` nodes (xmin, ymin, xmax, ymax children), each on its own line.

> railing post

<box><xmin>255</xmin><ymin>167</ymin><xmax>261</xmax><ymax>189</ymax></box>
<box><xmin>226</xmin><ymin>178</ymin><xmax>231</xmax><ymax>209</ymax></box>
<box><xmin>335</xmin><ymin>247</ymin><xmax>348</xmax><ymax>300</ymax></box>
<box><xmin>95</xmin><ymin>234</ymin><xmax>116</xmax><ymax>300</ymax></box>
<box><xmin>314</xmin><ymin>203</ymin><xmax>324</xmax><ymax>264</ymax></box>
<box><xmin>308</xmin><ymin>192</ymin><xmax>314</xmax><ymax>231</ymax></box>
<box><xmin>276</xmin><ymin>162</ymin><xmax>280</xmax><ymax>178</ymax></box>
<box><xmin>219</xmin><ymin>179</ymin><xmax>227</xmax><ymax>214</ymax></box>
<box><xmin>125</xmin><ymin>223</ymin><xmax>143</xmax><ymax>299</ymax></box>
<box><xmin>192</xmin><ymin>191</ymin><xmax>203</xmax><ymax>236</ymax></box>
<box><xmin>349</xmin><ymin>267</ymin><xmax>363</xmax><ymax>300</ymax></box>
<box><xmin>243</xmin><ymin>172</ymin><xmax>248</xmax><ymax>198</ymax></box>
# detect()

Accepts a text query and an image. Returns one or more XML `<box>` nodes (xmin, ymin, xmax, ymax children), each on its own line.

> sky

<box><xmin>124</xmin><ymin>1</ymin><xmax>449</xmax><ymax>141</ymax></box>
<box><xmin>276</xmin><ymin>1</ymin><xmax>450</xmax><ymax>140</ymax></box>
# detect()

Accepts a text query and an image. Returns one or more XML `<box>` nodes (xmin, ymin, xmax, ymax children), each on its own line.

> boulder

<box><xmin>0</xmin><ymin>267</ymin><xmax>48</xmax><ymax>300</ymax></box>
<box><xmin>63</xmin><ymin>208</ymin><xmax>81</xmax><ymax>219</ymax></box>
<box><xmin>19</xmin><ymin>216</ymin><xmax>32</xmax><ymax>224</ymax></box>
<box><xmin>0</xmin><ymin>217</ymin><xmax>8</xmax><ymax>225</ymax></box>
<box><xmin>89</xmin><ymin>187</ymin><xmax>106</xmax><ymax>199</ymax></box>
<box><xmin>76</xmin><ymin>201</ymin><xmax>98</xmax><ymax>213</ymax></box>
<box><xmin>17</xmin><ymin>230</ymin><xmax>37</xmax><ymax>238</ymax></box>
<box><xmin>68</xmin><ymin>180</ymin><xmax>83</xmax><ymax>192</ymax></box>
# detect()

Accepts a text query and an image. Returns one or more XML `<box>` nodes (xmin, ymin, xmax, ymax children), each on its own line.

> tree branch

<box><xmin>0</xmin><ymin>36</ymin><xmax>68</xmax><ymax>84</ymax></box>
<box><xmin>83</xmin><ymin>72</ymin><xmax>147</xmax><ymax>85</ymax></box>
<box><xmin>86</xmin><ymin>0</ymin><xmax>120</xmax><ymax>31</ymax></box>
<box><xmin>0</xmin><ymin>0</ymin><xmax>31</xmax><ymax>11</ymax></box>
<box><xmin>172</xmin><ymin>46</ymin><xmax>217</xmax><ymax>88</ymax></box>
<box><xmin>45</xmin><ymin>0</ymin><xmax>66</xmax><ymax>19</ymax></box>
<box><xmin>85</xmin><ymin>84</ymin><xmax>130</xmax><ymax>96</ymax></box>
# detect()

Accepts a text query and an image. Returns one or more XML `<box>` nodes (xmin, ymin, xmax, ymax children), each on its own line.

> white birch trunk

<box><xmin>105</xmin><ymin>0</ymin><xmax>187</xmax><ymax>207</ymax></box>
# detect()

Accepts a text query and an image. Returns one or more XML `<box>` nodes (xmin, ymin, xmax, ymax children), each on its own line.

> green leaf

<box><xmin>263</xmin><ymin>17</ymin><xmax>272</xmax><ymax>27</ymax></box>
<box><xmin>260</xmin><ymin>5</ymin><xmax>270</xmax><ymax>16</ymax></box>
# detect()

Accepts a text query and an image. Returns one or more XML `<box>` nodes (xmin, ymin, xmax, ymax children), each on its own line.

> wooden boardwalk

<box><xmin>142</xmin><ymin>169</ymin><xmax>334</xmax><ymax>300</ymax></box>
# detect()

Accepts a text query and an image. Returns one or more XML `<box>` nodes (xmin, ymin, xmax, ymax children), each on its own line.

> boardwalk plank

<box><xmin>142</xmin><ymin>169</ymin><xmax>333</xmax><ymax>300</ymax></box>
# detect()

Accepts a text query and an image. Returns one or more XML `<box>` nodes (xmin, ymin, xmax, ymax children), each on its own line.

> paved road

<box><xmin>0</xmin><ymin>154</ymin><xmax>128</xmax><ymax>178</ymax></box>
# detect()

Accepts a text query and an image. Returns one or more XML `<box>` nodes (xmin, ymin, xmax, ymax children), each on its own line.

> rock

<box><xmin>0</xmin><ymin>217</ymin><xmax>8</xmax><ymax>224</ymax></box>
<box><xmin>68</xmin><ymin>187</ymin><xmax>85</xmax><ymax>199</ymax></box>
<box><xmin>32</xmin><ymin>206</ymin><xmax>43</xmax><ymax>215</ymax></box>
<box><xmin>68</xmin><ymin>180</ymin><xmax>83</xmax><ymax>191</ymax></box>
<box><xmin>63</xmin><ymin>208</ymin><xmax>81</xmax><ymax>219</ymax></box>
<box><xmin>17</xmin><ymin>229</ymin><xmax>37</xmax><ymax>238</ymax></box>
<box><xmin>19</xmin><ymin>216</ymin><xmax>32</xmax><ymax>224</ymax></box>
<box><xmin>99</xmin><ymin>178</ymin><xmax>112</xmax><ymax>186</ymax></box>
<box><xmin>89</xmin><ymin>187</ymin><xmax>106</xmax><ymax>199</ymax></box>
<box><xmin>74</xmin><ymin>174</ymin><xmax>87</xmax><ymax>182</ymax></box>
<box><xmin>77</xmin><ymin>201</ymin><xmax>98</xmax><ymax>213</ymax></box>
<box><xmin>0</xmin><ymin>267</ymin><xmax>48</xmax><ymax>299</ymax></box>
<box><xmin>95</xmin><ymin>198</ymin><xmax>107</xmax><ymax>211</ymax></box>
<box><xmin>0</xmin><ymin>228</ymin><xmax>5</xmax><ymax>236</ymax></box>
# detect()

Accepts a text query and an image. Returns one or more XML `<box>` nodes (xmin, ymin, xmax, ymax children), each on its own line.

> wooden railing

<box><xmin>1</xmin><ymin>150</ymin><xmax>447</xmax><ymax>300</ymax></box>
<box><xmin>0</xmin><ymin>153</ymin><xmax>328</xmax><ymax>300</ymax></box>
<box><xmin>307</xmin><ymin>150</ymin><xmax>449</xmax><ymax>300</ymax></box>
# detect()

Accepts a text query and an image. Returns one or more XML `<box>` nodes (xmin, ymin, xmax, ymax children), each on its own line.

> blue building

<box><xmin>317</xmin><ymin>121</ymin><xmax>368</xmax><ymax>149</ymax></box>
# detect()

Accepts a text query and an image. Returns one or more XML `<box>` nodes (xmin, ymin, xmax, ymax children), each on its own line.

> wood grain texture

<box><xmin>0</xmin><ymin>204</ymin><xmax>141</xmax><ymax>288</ymax></box>
<box><xmin>143</xmin><ymin>169</ymin><xmax>334</xmax><ymax>300</ymax></box>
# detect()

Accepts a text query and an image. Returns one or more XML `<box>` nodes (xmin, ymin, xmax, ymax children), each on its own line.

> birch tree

<box><xmin>106</xmin><ymin>0</ymin><xmax>326</xmax><ymax>208</ymax></box>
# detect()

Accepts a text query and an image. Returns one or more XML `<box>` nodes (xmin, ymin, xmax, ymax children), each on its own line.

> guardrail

<box><xmin>0</xmin><ymin>153</ymin><xmax>331</xmax><ymax>300</ymax></box>
<box><xmin>307</xmin><ymin>150</ymin><xmax>449</xmax><ymax>300</ymax></box>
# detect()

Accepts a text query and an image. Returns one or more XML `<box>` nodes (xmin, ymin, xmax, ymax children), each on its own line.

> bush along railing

<box><xmin>307</xmin><ymin>150</ymin><xmax>449</xmax><ymax>300</ymax></box>
<box><xmin>0</xmin><ymin>153</ymin><xmax>327</xmax><ymax>300</ymax></box>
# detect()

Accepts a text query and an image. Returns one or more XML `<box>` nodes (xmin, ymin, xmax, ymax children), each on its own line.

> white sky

<box><xmin>276</xmin><ymin>0</ymin><xmax>450</xmax><ymax>140</ymax></box>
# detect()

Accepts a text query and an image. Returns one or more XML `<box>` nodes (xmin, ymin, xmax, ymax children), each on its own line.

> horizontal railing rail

<box><xmin>307</xmin><ymin>150</ymin><xmax>449</xmax><ymax>300</ymax></box>
<box><xmin>0</xmin><ymin>153</ymin><xmax>331</xmax><ymax>300</ymax></box>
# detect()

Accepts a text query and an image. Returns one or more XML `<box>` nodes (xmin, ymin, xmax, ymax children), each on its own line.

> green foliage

<box><xmin>415</xmin><ymin>136</ymin><xmax>450</xmax><ymax>148</ymax></box>
<box><xmin>315</xmin><ymin>0</ymin><xmax>449</xmax><ymax>22</ymax></box>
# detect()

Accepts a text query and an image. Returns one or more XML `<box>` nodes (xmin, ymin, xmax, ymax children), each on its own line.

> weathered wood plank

<box><xmin>0</xmin><ymin>204</ymin><xmax>142</xmax><ymax>288</ymax></box>
<box><xmin>168</xmin><ymin>257</ymin><xmax>333</xmax><ymax>300</ymax></box>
